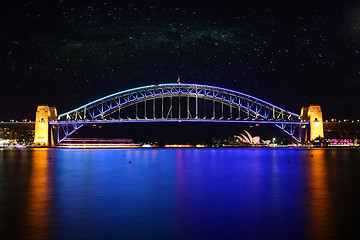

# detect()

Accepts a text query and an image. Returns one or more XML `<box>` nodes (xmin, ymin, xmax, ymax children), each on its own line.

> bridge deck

<box><xmin>51</xmin><ymin>119</ymin><xmax>308</xmax><ymax>125</ymax></box>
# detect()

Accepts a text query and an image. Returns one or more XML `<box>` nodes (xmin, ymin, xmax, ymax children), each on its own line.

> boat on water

<box><xmin>58</xmin><ymin>138</ymin><xmax>142</xmax><ymax>148</ymax></box>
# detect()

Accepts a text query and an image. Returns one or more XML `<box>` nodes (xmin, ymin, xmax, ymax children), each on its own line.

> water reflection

<box><xmin>307</xmin><ymin>149</ymin><xmax>332</xmax><ymax>240</ymax></box>
<box><xmin>24</xmin><ymin>149</ymin><xmax>51</xmax><ymax>240</ymax></box>
<box><xmin>0</xmin><ymin>148</ymin><xmax>360</xmax><ymax>240</ymax></box>
<box><xmin>0</xmin><ymin>149</ymin><xmax>52</xmax><ymax>239</ymax></box>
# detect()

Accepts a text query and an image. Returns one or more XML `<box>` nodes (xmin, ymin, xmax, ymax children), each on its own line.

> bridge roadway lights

<box><xmin>34</xmin><ymin>105</ymin><xmax>57</xmax><ymax>146</ymax></box>
<box><xmin>300</xmin><ymin>105</ymin><xmax>324</xmax><ymax>142</ymax></box>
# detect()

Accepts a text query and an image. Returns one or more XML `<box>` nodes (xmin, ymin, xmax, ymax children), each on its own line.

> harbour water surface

<box><xmin>0</xmin><ymin>148</ymin><xmax>360</xmax><ymax>240</ymax></box>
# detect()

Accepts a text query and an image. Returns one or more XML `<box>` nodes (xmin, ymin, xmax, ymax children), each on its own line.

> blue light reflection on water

<box><xmin>170</xmin><ymin>149</ymin><xmax>307</xmax><ymax>240</ymax></box>
<box><xmin>1</xmin><ymin>148</ymin><xmax>360</xmax><ymax>240</ymax></box>
<box><xmin>49</xmin><ymin>149</ymin><xmax>311</xmax><ymax>239</ymax></box>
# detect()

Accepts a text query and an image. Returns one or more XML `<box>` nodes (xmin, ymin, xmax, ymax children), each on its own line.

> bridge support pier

<box><xmin>34</xmin><ymin>105</ymin><xmax>58</xmax><ymax>146</ymax></box>
<box><xmin>300</xmin><ymin>105</ymin><xmax>324</xmax><ymax>142</ymax></box>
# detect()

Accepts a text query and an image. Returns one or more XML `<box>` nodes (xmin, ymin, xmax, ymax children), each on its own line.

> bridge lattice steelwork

<box><xmin>51</xmin><ymin>83</ymin><xmax>308</xmax><ymax>142</ymax></box>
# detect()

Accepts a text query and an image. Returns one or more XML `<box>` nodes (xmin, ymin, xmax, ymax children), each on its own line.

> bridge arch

<box><xmin>53</xmin><ymin>83</ymin><xmax>306</xmax><ymax>142</ymax></box>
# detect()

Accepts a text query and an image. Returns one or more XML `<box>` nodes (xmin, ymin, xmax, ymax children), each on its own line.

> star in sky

<box><xmin>0</xmin><ymin>0</ymin><xmax>359</xmax><ymax>120</ymax></box>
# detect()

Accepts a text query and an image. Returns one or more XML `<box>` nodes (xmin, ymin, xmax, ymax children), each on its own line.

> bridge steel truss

<box><xmin>52</xmin><ymin>83</ymin><xmax>308</xmax><ymax>143</ymax></box>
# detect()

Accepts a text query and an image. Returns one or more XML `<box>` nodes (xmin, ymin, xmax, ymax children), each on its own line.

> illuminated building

<box><xmin>0</xmin><ymin>124</ymin><xmax>34</xmax><ymax>146</ymax></box>
<box><xmin>234</xmin><ymin>130</ymin><xmax>261</xmax><ymax>145</ymax></box>
<box><xmin>301</xmin><ymin>105</ymin><xmax>324</xmax><ymax>142</ymax></box>
<box><xmin>34</xmin><ymin>105</ymin><xmax>57</xmax><ymax>146</ymax></box>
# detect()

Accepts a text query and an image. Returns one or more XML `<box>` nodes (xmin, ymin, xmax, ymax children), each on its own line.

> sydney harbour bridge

<box><xmin>33</xmin><ymin>83</ymin><xmax>322</xmax><ymax>146</ymax></box>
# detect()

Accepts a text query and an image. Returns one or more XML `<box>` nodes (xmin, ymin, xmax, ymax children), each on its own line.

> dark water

<box><xmin>1</xmin><ymin>148</ymin><xmax>360</xmax><ymax>240</ymax></box>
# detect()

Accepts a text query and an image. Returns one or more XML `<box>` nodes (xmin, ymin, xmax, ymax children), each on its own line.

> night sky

<box><xmin>1</xmin><ymin>0</ymin><xmax>360</xmax><ymax>120</ymax></box>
